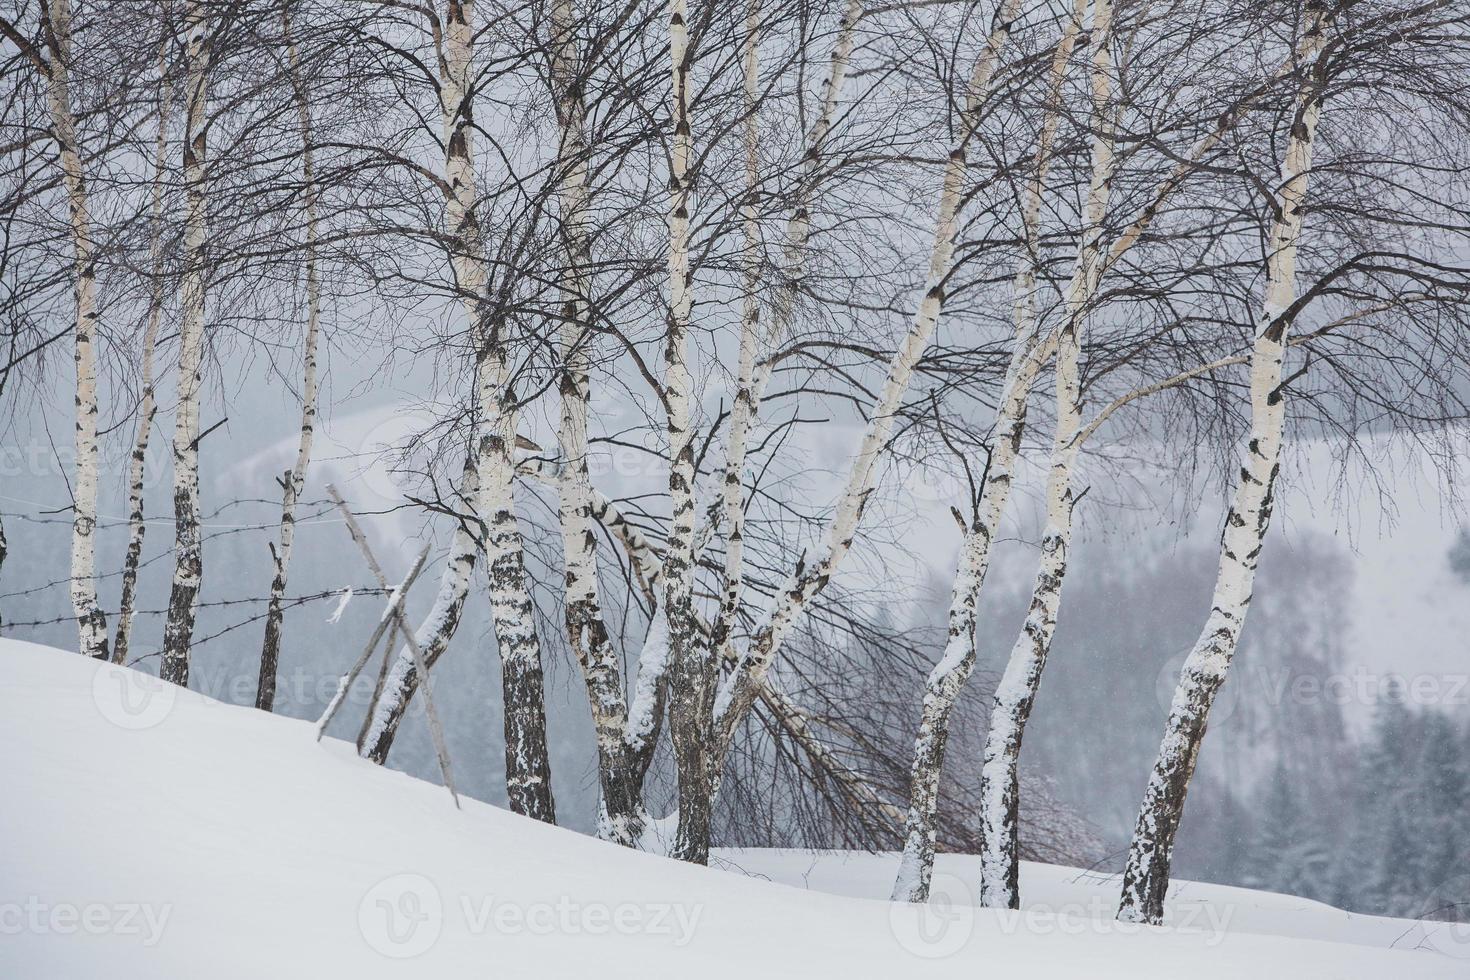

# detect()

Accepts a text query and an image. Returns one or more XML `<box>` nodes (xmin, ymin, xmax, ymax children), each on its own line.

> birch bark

<box><xmin>441</xmin><ymin>0</ymin><xmax>556</xmax><ymax>822</ymax></box>
<box><xmin>39</xmin><ymin>0</ymin><xmax>108</xmax><ymax>661</ymax></box>
<box><xmin>713</xmin><ymin>0</ymin><xmax>1026</xmax><ymax>789</ymax></box>
<box><xmin>713</xmin><ymin>0</ymin><xmax>864</xmax><ymax>659</ymax></box>
<box><xmin>257</xmin><ymin>2</ymin><xmax>322</xmax><ymax>710</ymax></box>
<box><xmin>359</xmin><ymin>5</ymin><xmax>560</xmax><ymax>822</ymax></box>
<box><xmin>975</xmin><ymin>0</ymin><xmax>1122</xmax><ymax>910</ymax></box>
<box><xmin>161</xmin><ymin>0</ymin><xmax>212</xmax><ymax>687</ymax></box>
<box><xmin>548</xmin><ymin>0</ymin><xmax>649</xmax><ymax>845</ymax></box>
<box><xmin>520</xmin><ymin>454</ymin><xmax>904</xmax><ymax>847</ymax></box>
<box><xmin>663</xmin><ymin>0</ymin><xmax>717</xmax><ymax>863</ymax></box>
<box><xmin>1117</xmin><ymin>7</ymin><xmax>1327</xmax><ymax>926</ymax></box>
<box><xmin>892</xmin><ymin>0</ymin><xmax>1088</xmax><ymax>902</ymax></box>
<box><xmin>714</xmin><ymin>0</ymin><xmax>766</xmax><ymax>662</ymax></box>
<box><xmin>481</xmin><ymin>395</ymin><xmax>558</xmax><ymax>823</ymax></box>
<box><xmin>114</xmin><ymin>23</ymin><xmax>172</xmax><ymax>666</ymax></box>
<box><xmin>524</xmin><ymin>453</ymin><xmax>672</xmax><ymax>774</ymax></box>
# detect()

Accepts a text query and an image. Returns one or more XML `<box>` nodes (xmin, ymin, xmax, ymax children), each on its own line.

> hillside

<box><xmin>1</xmin><ymin>640</ymin><xmax>1462</xmax><ymax>978</ymax></box>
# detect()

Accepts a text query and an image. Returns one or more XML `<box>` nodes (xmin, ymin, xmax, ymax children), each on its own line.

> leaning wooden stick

<box><xmin>325</xmin><ymin>484</ymin><xmax>460</xmax><ymax>808</ymax></box>
<box><xmin>316</xmin><ymin>543</ymin><xmax>430</xmax><ymax>741</ymax></box>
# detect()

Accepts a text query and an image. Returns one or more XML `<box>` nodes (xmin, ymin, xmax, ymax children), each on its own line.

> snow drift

<box><xmin>1</xmin><ymin>639</ymin><xmax>1463</xmax><ymax>978</ymax></box>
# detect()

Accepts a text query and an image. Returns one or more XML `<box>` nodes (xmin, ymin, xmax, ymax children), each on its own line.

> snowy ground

<box><xmin>2</xmin><ymin>639</ymin><xmax>1464</xmax><ymax>978</ymax></box>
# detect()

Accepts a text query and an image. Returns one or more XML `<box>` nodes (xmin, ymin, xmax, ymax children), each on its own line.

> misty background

<box><xmin>3</xmin><ymin>342</ymin><xmax>1467</xmax><ymax>923</ymax></box>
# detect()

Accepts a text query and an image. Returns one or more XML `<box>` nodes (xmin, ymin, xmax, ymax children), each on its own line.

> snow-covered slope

<box><xmin>1</xmin><ymin>640</ymin><xmax>1462</xmax><ymax>978</ymax></box>
<box><xmin>715</xmin><ymin>849</ymin><xmax>1464</xmax><ymax>955</ymax></box>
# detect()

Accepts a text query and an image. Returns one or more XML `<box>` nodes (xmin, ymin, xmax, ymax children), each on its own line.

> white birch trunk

<box><xmin>713</xmin><ymin>0</ymin><xmax>766</xmax><ymax>660</ymax></box>
<box><xmin>40</xmin><ymin>0</ymin><xmax>108</xmax><ymax>661</ymax></box>
<box><xmin>548</xmin><ymin>0</ymin><xmax>648</xmax><ymax>845</ymax></box>
<box><xmin>663</xmin><ymin>0</ymin><xmax>717</xmax><ymax>864</ymax></box>
<box><xmin>1117</xmin><ymin>9</ymin><xmax>1327</xmax><ymax>926</ymax></box>
<box><xmin>891</xmin><ymin>0</ymin><xmax>1089</xmax><ymax>902</ymax></box>
<box><xmin>161</xmin><ymin>0</ymin><xmax>211</xmax><ymax>687</ymax></box>
<box><xmin>480</xmin><ymin>395</ymin><xmax>557</xmax><ymax>823</ymax></box>
<box><xmin>442</xmin><ymin>0</ymin><xmax>556</xmax><ymax>823</ymax></box>
<box><xmin>114</xmin><ymin>26</ymin><xmax>172</xmax><ymax>666</ymax></box>
<box><xmin>529</xmin><ymin>461</ymin><xmax>688</xmax><ymax>836</ymax></box>
<box><xmin>714</xmin><ymin>0</ymin><xmax>864</xmax><ymax>657</ymax></box>
<box><xmin>714</xmin><ymin>0</ymin><xmax>1025</xmax><ymax>769</ymax></box>
<box><xmin>519</xmin><ymin>455</ymin><xmax>901</xmax><ymax>847</ymax></box>
<box><xmin>520</xmin><ymin>455</ymin><xmax>671</xmax><ymax>790</ymax></box>
<box><xmin>975</xmin><ymin>0</ymin><xmax>1122</xmax><ymax>909</ymax></box>
<box><xmin>257</xmin><ymin>3</ymin><xmax>321</xmax><ymax>710</ymax></box>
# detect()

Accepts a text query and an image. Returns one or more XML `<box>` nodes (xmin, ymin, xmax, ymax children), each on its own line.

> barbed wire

<box><xmin>0</xmin><ymin>585</ymin><xmax>388</xmax><ymax>632</ymax></box>
<box><xmin>0</xmin><ymin>501</ymin><xmax>340</xmax><ymax>601</ymax></box>
<box><xmin>115</xmin><ymin>587</ymin><xmax>392</xmax><ymax>668</ymax></box>
<box><xmin>0</xmin><ymin>493</ymin><xmax>339</xmax><ymax>529</ymax></box>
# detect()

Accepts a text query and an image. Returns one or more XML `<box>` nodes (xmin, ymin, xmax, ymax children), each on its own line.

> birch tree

<box><xmin>892</xmin><ymin>0</ymin><xmax>1087</xmax><ymax>901</ymax></box>
<box><xmin>442</xmin><ymin>0</ymin><xmax>556</xmax><ymax>822</ymax></box>
<box><xmin>23</xmin><ymin>0</ymin><xmax>111</xmax><ymax>660</ymax></box>
<box><xmin>674</xmin><ymin>0</ymin><xmax>1030</xmax><ymax>866</ymax></box>
<box><xmin>256</xmin><ymin>0</ymin><xmax>322</xmax><ymax>711</ymax></box>
<box><xmin>547</xmin><ymin>0</ymin><xmax>655</xmax><ymax>845</ymax></box>
<box><xmin>161</xmin><ymin>0</ymin><xmax>212</xmax><ymax>687</ymax></box>
<box><xmin>1116</xmin><ymin>2</ymin><xmax>1329</xmax><ymax>925</ymax></box>
<box><xmin>975</xmin><ymin>0</ymin><xmax>1123</xmax><ymax>909</ymax></box>
<box><xmin>663</xmin><ymin>0</ymin><xmax>717</xmax><ymax>863</ymax></box>
<box><xmin>339</xmin><ymin>1</ymin><xmax>567</xmax><ymax>828</ymax></box>
<box><xmin>343</xmin><ymin>0</ymin><xmax>559</xmax><ymax>819</ymax></box>
<box><xmin>715</xmin><ymin>0</ymin><xmax>768</xmax><ymax>702</ymax></box>
<box><xmin>713</xmin><ymin>0</ymin><xmax>865</xmax><ymax>663</ymax></box>
<box><xmin>661</xmin><ymin>0</ymin><xmax>869</xmax><ymax>862</ymax></box>
<box><xmin>114</xmin><ymin>17</ymin><xmax>172</xmax><ymax>666</ymax></box>
<box><xmin>890</xmin><ymin>0</ymin><xmax>1351</xmax><ymax>901</ymax></box>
